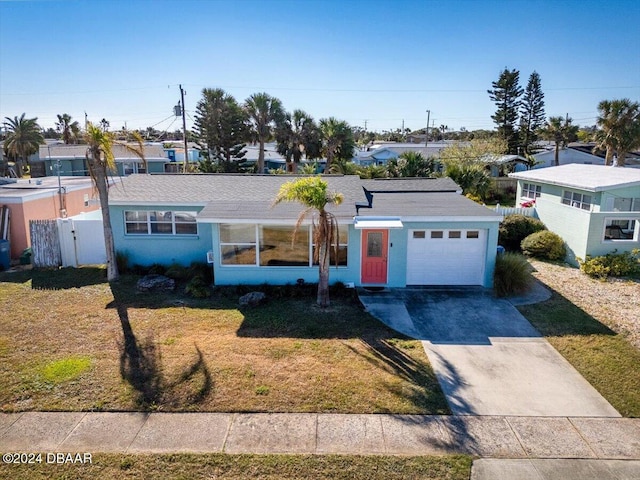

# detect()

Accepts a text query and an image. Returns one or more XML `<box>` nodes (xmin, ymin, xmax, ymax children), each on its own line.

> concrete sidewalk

<box><xmin>1</xmin><ymin>412</ymin><xmax>639</xmax><ymax>458</ymax></box>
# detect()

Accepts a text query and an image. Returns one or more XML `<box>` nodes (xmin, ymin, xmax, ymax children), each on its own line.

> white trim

<box><xmin>353</xmin><ymin>217</ymin><xmax>403</xmax><ymax>229</ymax></box>
<box><xmin>398</xmin><ymin>215</ymin><xmax>503</xmax><ymax>222</ymax></box>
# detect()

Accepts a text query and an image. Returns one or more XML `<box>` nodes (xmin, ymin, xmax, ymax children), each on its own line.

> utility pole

<box><xmin>402</xmin><ymin>119</ymin><xmax>405</xmax><ymax>142</ymax></box>
<box><xmin>180</xmin><ymin>84</ymin><xmax>188</xmax><ymax>173</ymax></box>
<box><xmin>425</xmin><ymin>110</ymin><xmax>430</xmax><ymax>148</ymax></box>
<box><xmin>364</xmin><ymin>119</ymin><xmax>368</xmax><ymax>131</ymax></box>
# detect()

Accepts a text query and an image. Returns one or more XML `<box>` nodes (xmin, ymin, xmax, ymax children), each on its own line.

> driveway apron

<box><xmin>358</xmin><ymin>288</ymin><xmax>620</xmax><ymax>417</ymax></box>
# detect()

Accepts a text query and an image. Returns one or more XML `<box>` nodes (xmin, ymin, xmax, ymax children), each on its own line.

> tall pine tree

<box><xmin>193</xmin><ymin>88</ymin><xmax>250</xmax><ymax>172</ymax></box>
<box><xmin>519</xmin><ymin>71</ymin><xmax>546</xmax><ymax>154</ymax></box>
<box><xmin>488</xmin><ymin>68</ymin><xmax>523</xmax><ymax>154</ymax></box>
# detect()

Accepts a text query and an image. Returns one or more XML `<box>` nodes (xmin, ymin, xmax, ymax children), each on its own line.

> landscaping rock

<box><xmin>137</xmin><ymin>274</ymin><xmax>175</xmax><ymax>292</ymax></box>
<box><xmin>239</xmin><ymin>291</ymin><xmax>266</xmax><ymax>307</ymax></box>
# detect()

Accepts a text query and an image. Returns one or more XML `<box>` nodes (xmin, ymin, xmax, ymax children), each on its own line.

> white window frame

<box><xmin>522</xmin><ymin>183</ymin><xmax>541</xmax><ymax>199</ymax></box>
<box><xmin>562</xmin><ymin>190</ymin><xmax>592</xmax><ymax>211</ymax></box>
<box><xmin>219</xmin><ymin>224</ymin><xmax>349</xmax><ymax>268</ymax></box>
<box><xmin>124</xmin><ymin>210</ymin><xmax>198</xmax><ymax>236</ymax></box>
<box><xmin>603</xmin><ymin>218</ymin><xmax>639</xmax><ymax>242</ymax></box>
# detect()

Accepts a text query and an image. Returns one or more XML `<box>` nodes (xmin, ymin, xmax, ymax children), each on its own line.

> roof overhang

<box><xmin>353</xmin><ymin>216</ymin><xmax>404</xmax><ymax>229</ymax></box>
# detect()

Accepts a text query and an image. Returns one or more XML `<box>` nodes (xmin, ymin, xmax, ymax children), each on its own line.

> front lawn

<box><xmin>0</xmin><ymin>268</ymin><xmax>448</xmax><ymax>414</ymax></box>
<box><xmin>0</xmin><ymin>453</ymin><xmax>472</xmax><ymax>480</ymax></box>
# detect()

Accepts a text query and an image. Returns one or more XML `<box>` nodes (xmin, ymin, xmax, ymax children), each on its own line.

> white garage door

<box><xmin>406</xmin><ymin>229</ymin><xmax>487</xmax><ymax>285</ymax></box>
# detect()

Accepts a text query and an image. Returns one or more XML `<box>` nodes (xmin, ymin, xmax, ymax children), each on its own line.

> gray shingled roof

<box><xmin>110</xmin><ymin>174</ymin><xmax>498</xmax><ymax>221</ymax></box>
<box><xmin>362</xmin><ymin>177</ymin><xmax>460</xmax><ymax>192</ymax></box>
<box><xmin>358</xmin><ymin>192</ymin><xmax>501</xmax><ymax>218</ymax></box>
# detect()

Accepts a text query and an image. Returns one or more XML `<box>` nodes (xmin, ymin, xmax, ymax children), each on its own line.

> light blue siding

<box><xmin>110</xmin><ymin>205</ymin><xmax>212</xmax><ymax>266</ymax></box>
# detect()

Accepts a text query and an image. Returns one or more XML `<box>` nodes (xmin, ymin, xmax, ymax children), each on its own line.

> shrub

<box><xmin>165</xmin><ymin>263</ymin><xmax>189</xmax><ymax>281</ymax></box>
<box><xmin>521</xmin><ymin>230</ymin><xmax>566</xmax><ymax>260</ymax></box>
<box><xmin>579</xmin><ymin>249</ymin><xmax>640</xmax><ymax>279</ymax></box>
<box><xmin>498</xmin><ymin>214</ymin><xmax>546</xmax><ymax>252</ymax></box>
<box><xmin>493</xmin><ymin>252</ymin><xmax>534</xmax><ymax>297</ymax></box>
<box><xmin>185</xmin><ymin>275</ymin><xmax>211</xmax><ymax>298</ymax></box>
<box><xmin>189</xmin><ymin>261</ymin><xmax>213</xmax><ymax>283</ymax></box>
<box><xmin>148</xmin><ymin>263</ymin><xmax>166</xmax><ymax>275</ymax></box>
<box><xmin>115</xmin><ymin>251</ymin><xmax>130</xmax><ymax>274</ymax></box>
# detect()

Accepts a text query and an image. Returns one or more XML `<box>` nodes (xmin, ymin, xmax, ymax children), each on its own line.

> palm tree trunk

<box><xmin>317</xmin><ymin>240</ymin><xmax>330</xmax><ymax>307</ymax></box>
<box><xmin>605</xmin><ymin>147</ymin><xmax>614</xmax><ymax>166</ymax></box>
<box><xmin>554</xmin><ymin>144</ymin><xmax>560</xmax><ymax>166</ymax></box>
<box><xmin>92</xmin><ymin>158</ymin><xmax>119</xmax><ymax>281</ymax></box>
<box><xmin>258</xmin><ymin>140</ymin><xmax>265</xmax><ymax>173</ymax></box>
<box><xmin>616</xmin><ymin>150</ymin><xmax>626</xmax><ymax>167</ymax></box>
<box><xmin>316</xmin><ymin>213</ymin><xmax>331</xmax><ymax>308</ymax></box>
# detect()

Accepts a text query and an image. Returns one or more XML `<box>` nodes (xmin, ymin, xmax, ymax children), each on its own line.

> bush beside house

<box><xmin>521</xmin><ymin>231</ymin><xmax>566</xmax><ymax>260</ymax></box>
<box><xmin>498</xmin><ymin>214</ymin><xmax>546</xmax><ymax>252</ymax></box>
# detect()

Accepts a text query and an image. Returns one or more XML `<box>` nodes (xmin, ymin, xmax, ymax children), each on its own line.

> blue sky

<box><xmin>1</xmin><ymin>0</ymin><xmax>639</xmax><ymax>134</ymax></box>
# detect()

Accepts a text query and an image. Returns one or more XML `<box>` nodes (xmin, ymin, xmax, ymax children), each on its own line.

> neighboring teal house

<box><xmin>510</xmin><ymin>164</ymin><xmax>640</xmax><ymax>264</ymax></box>
<box><xmin>31</xmin><ymin>144</ymin><xmax>172</xmax><ymax>177</ymax></box>
<box><xmin>109</xmin><ymin>174</ymin><xmax>502</xmax><ymax>287</ymax></box>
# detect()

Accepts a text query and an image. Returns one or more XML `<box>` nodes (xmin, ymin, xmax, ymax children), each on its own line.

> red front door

<box><xmin>361</xmin><ymin>229</ymin><xmax>388</xmax><ymax>284</ymax></box>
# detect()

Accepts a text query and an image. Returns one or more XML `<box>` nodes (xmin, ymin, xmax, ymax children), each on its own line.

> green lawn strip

<box><xmin>0</xmin><ymin>453</ymin><xmax>472</xmax><ymax>480</ymax></box>
<box><xmin>518</xmin><ymin>294</ymin><xmax>640</xmax><ymax>417</ymax></box>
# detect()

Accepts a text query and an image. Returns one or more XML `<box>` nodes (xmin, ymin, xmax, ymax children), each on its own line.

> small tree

<box><xmin>85</xmin><ymin>122</ymin><xmax>145</xmax><ymax>281</ymax></box>
<box><xmin>540</xmin><ymin>116</ymin><xmax>579</xmax><ymax>166</ymax></box>
<box><xmin>273</xmin><ymin>177</ymin><xmax>343</xmax><ymax>307</ymax></box>
<box><xmin>3</xmin><ymin>114</ymin><xmax>44</xmax><ymax>177</ymax></box>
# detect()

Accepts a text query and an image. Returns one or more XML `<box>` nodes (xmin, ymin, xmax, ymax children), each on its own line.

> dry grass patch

<box><xmin>0</xmin><ymin>268</ymin><xmax>448</xmax><ymax>414</ymax></box>
<box><xmin>0</xmin><ymin>453</ymin><xmax>472</xmax><ymax>480</ymax></box>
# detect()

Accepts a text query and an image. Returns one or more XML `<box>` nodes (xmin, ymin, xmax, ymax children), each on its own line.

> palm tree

<box><xmin>319</xmin><ymin>117</ymin><xmax>355</xmax><ymax>171</ymax></box>
<box><xmin>540</xmin><ymin>116</ymin><xmax>578</xmax><ymax>166</ymax></box>
<box><xmin>275</xmin><ymin>109</ymin><xmax>321</xmax><ymax>173</ymax></box>
<box><xmin>3</xmin><ymin>114</ymin><xmax>44</xmax><ymax>177</ymax></box>
<box><xmin>273</xmin><ymin>177</ymin><xmax>343</xmax><ymax>307</ymax></box>
<box><xmin>84</xmin><ymin>122</ymin><xmax>145</xmax><ymax>281</ymax></box>
<box><xmin>595</xmin><ymin>99</ymin><xmax>640</xmax><ymax>166</ymax></box>
<box><xmin>387</xmin><ymin>151</ymin><xmax>436</xmax><ymax>177</ymax></box>
<box><xmin>244</xmin><ymin>93</ymin><xmax>285</xmax><ymax>173</ymax></box>
<box><xmin>56</xmin><ymin>113</ymin><xmax>81</xmax><ymax>144</ymax></box>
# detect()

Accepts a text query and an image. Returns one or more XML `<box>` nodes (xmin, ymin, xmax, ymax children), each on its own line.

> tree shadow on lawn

<box><xmin>0</xmin><ymin>266</ymin><xmax>108</xmax><ymax>289</ymax></box>
<box><xmin>112</xmin><ymin>286</ymin><xmax>213</xmax><ymax>410</ymax></box>
<box><xmin>517</xmin><ymin>285</ymin><xmax>617</xmax><ymax>338</ymax></box>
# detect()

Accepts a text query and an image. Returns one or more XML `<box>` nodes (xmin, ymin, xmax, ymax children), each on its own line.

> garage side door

<box><xmin>406</xmin><ymin>229</ymin><xmax>487</xmax><ymax>285</ymax></box>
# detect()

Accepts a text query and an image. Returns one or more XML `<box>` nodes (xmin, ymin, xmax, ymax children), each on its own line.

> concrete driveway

<box><xmin>358</xmin><ymin>287</ymin><xmax>620</xmax><ymax>417</ymax></box>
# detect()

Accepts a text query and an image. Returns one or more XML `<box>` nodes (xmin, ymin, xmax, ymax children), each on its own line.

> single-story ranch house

<box><xmin>510</xmin><ymin>164</ymin><xmax>640</xmax><ymax>264</ymax></box>
<box><xmin>109</xmin><ymin>174</ymin><xmax>502</xmax><ymax>287</ymax></box>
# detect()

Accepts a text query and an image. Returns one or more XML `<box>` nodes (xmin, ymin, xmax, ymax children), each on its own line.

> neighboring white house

<box><xmin>532</xmin><ymin>143</ymin><xmax>640</xmax><ymax>169</ymax></box>
<box><xmin>510</xmin><ymin>164</ymin><xmax>640</xmax><ymax>265</ymax></box>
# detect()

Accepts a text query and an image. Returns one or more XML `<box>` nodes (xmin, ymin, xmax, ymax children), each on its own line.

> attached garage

<box><xmin>406</xmin><ymin>228</ymin><xmax>487</xmax><ymax>285</ymax></box>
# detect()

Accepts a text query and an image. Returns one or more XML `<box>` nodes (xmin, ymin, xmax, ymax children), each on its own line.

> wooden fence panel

<box><xmin>29</xmin><ymin>219</ymin><xmax>61</xmax><ymax>268</ymax></box>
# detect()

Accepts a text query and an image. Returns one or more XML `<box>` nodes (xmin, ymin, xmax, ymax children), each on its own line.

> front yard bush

<box><xmin>521</xmin><ymin>230</ymin><xmax>566</xmax><ymax>260</ymax></box>
<box><xmin>498</xmin><ymin>214</ymin><xmax>546</xmax><ymax>252</ymax></box>
<box><xmin>579</xmin><ymin>249</ymin><xmax>640</xmax><ymax>279</ymax></box>
<box><xmin>494</xmin><ymin>252</ymin><xmax>534</xmax><ymax>297</ymax></box>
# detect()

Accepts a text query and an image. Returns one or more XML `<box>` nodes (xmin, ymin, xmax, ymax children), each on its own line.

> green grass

<box><xmin>0</xmin><ymin>453</ymin><xmax>472</xmax><ymax>480</ymax></box>
<box><xmin>39</xmin><ymin>356</ymin><xmax>92</xmax><ymax>384</ymax></box>
<box><xmin>518</xmin><ymin>293</ymin><xmax>640</xmax><ymax>417</ymax></box>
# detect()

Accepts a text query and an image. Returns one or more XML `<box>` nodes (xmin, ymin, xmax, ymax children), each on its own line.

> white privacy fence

<box><xmin>57</xmin><ymin>211</ymin><xmax>106</xmax><ymax>267</ymax></box>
